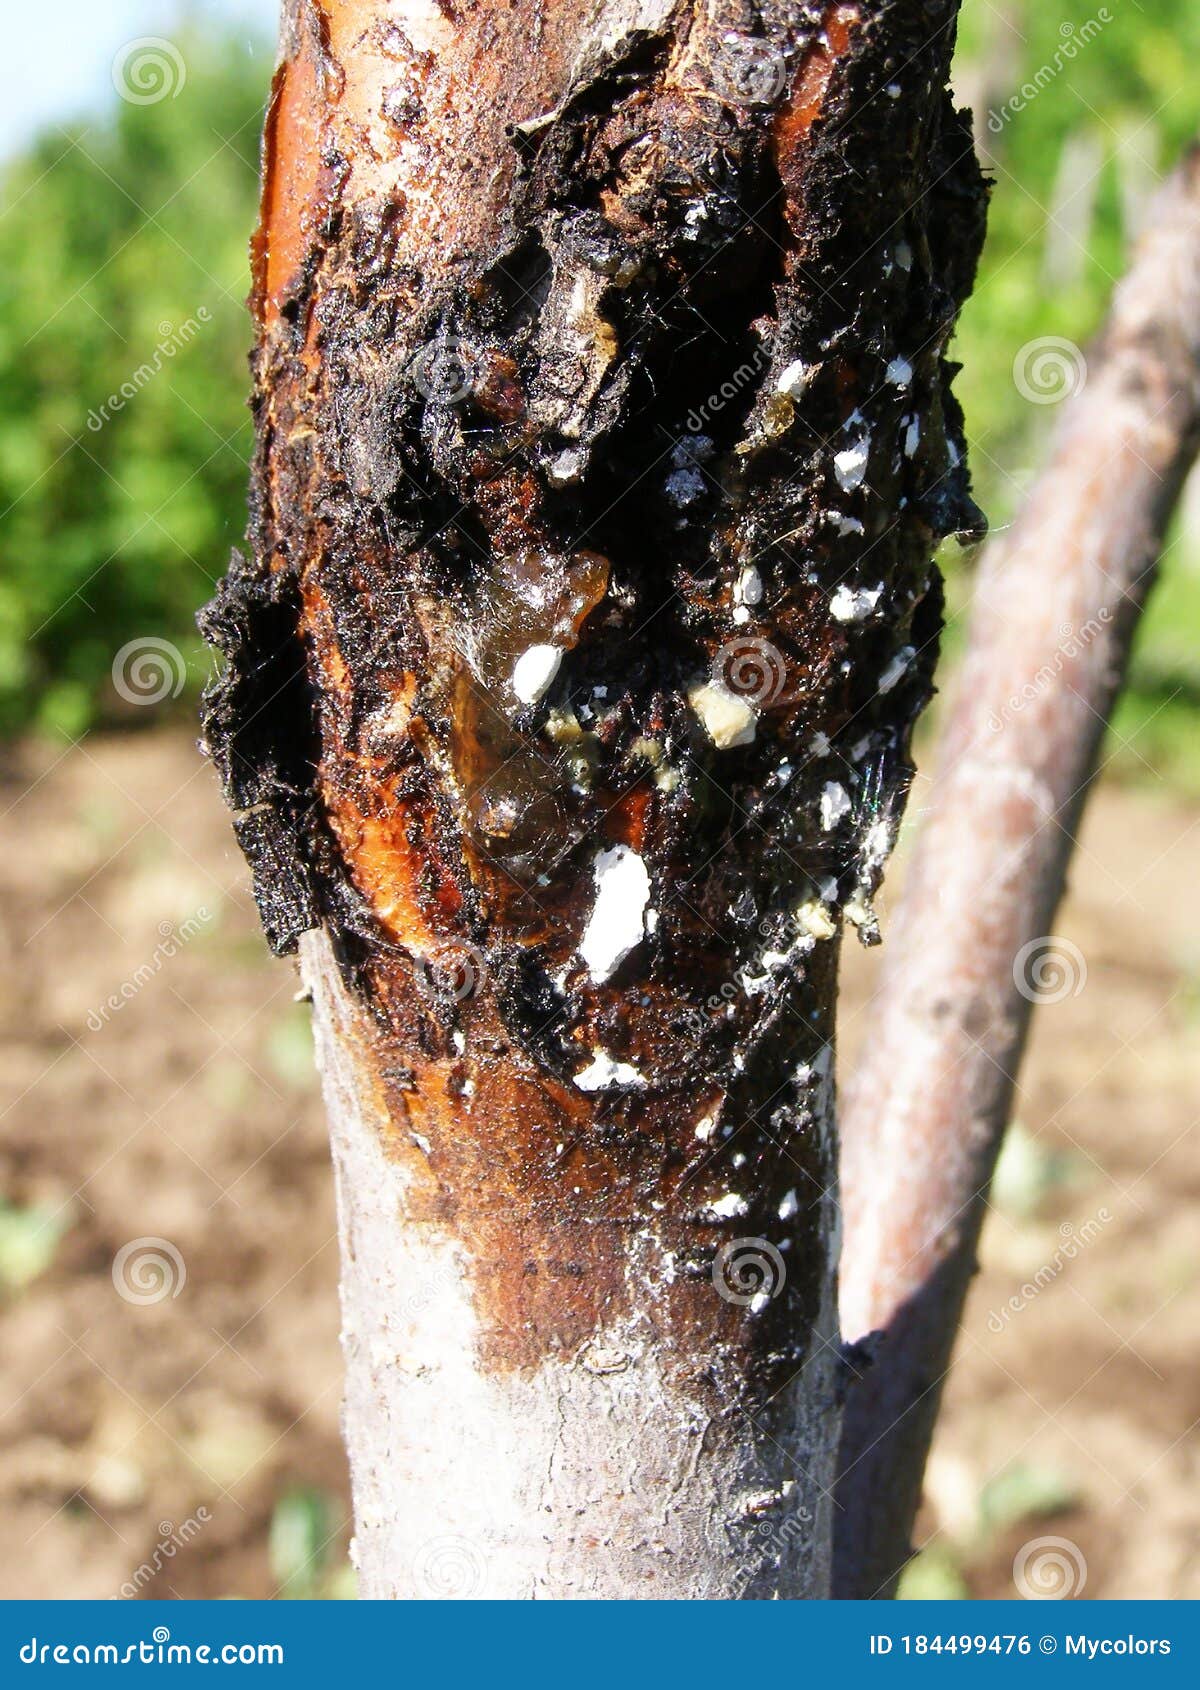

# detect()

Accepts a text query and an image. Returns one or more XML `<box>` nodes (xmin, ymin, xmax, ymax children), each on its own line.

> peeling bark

<box><xmin>835</xmin><ymin>146</ymin><xmax>1200</xmax><ymax>1601</ymax></box>
<box><xmin>201</xmin><ymin>0</ymin><xmax>984</xmax><ymax>1598</ymax></box>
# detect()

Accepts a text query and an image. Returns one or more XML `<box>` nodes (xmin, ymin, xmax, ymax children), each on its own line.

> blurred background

<box><xmin>0</xmin><ymin>0</ymin><xmax>1196</xmax><ymax>1599</ymax></box>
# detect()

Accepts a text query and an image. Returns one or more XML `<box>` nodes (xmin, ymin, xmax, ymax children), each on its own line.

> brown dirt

<box><xmin>0</xmin><ymin>727</ymin><xmax>1195</xmax><ymax>1599</ymax></box>
<box><xmin>842</xmin><ymin>774</ymin><xmax>1200</xmax><ymax>1599</ymax></box>
<box><xmin>0</xmin><ymin>729</ymin><xmax>343</xmax><ymax>1600</ymax></box>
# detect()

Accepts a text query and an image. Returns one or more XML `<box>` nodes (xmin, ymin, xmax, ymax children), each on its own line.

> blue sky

<box><xmin>3</xmin><ymin>0</ymin><xmax>276</xmax><ymax>158</ymax></box>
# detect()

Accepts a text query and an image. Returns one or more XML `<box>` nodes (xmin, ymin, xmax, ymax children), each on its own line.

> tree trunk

<box><xmin>834</xmin><ymin>144</ymin><xmax>1200</xmax><ymax>1600</ymax></box>
<box><xmin>201</xmin><ymin>0</ymin><xmax>984</xmax><ymax>1598</ymax></box>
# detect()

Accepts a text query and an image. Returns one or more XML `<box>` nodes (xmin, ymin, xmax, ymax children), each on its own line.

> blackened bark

<box><xmin>201</xmin><ymin>0</ymin><xmax>984</xmax><ymax>1597</ymax></box>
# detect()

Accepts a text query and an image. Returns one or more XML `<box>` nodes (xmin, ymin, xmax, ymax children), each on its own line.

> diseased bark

<box><xmin>201</xmin><ymin>0</ymin><xmax>984</xmax><ymax>1597</ymax></box>
<box><xmin>834</xmin><ymin>147</ymin><xmax>1200</xmax><ymax>1600</ymax></box>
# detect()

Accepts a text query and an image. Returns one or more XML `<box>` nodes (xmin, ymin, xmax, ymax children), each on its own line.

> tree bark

<box><xmin>201</xmin><ymin>0</ymin><xmax>984</xmax><ymax>1597</ymax></box>
<box><xmin>834</xmin><ymin>145</ymin><xmax>1200</xmax><ymax>1600</ymax></box>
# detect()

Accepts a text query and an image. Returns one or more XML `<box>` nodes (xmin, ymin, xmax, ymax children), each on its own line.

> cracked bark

<box><xmin>201</xmin><ymin>0</ymin><xmax>984</xmax><ymax>1598</ymax></box>
<box><xmin>835</xmin><ymin>145</ymin><xmax>1200</xmax><ymax>1601</ymax></box>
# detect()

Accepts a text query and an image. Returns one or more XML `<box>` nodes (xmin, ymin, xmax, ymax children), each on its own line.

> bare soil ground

<box><xmin>0</xmin><ymin>728</ymin><xmax>1196</xmax><ymax>1599</ymax></box>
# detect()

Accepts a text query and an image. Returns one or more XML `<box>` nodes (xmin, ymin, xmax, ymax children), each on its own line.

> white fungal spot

<box><xmin>834</xmin><ymin>437</ymin><xmax>870</xmax><ymax>492</ymax></box>
<box><xmin>886</xmin><ymin>82</ymin><xmax>901</xmax><ymax>98</ymax></box>
<box><xmin>796</xmin><ymin>900</ymin><xmax>837</xmax><ymax>941</ymax></box>
<box><xmin>688</xmin><ymin>680</ymin><xmax>757</xmax><ymax>749</ymax></box>
<box><xmin>665</xmin><ymin>466</ymin><xmax>706</xmax><ymax>507</ymax></box>
<box><xmin>579</xmin><ymin>845</ymin><xmax>651</xmax><ymax>982</ymax></box>
<box><xmin>735</xmin><ymin>564</ymin><xmax>764</xmax><ymax>607</ymax></box>
<box><xmin>861</xmin><ymin>815</ymin><xmax>893</xmax><ymax>869</ymax></box>
<box><xmin>809</xmin><ymin>731</ymin><xmax>831</xmax><ymax>757</ymax></box>
<box><xmin>895</xmin><ymin>240</ymin><xmax>913</xmax><ymax>271</ymax></box>
<box><xmin>820</xmin><ymin>781</ymin><xmax>852</xmax><ymax>829</ymax></box>
<box><xmin>830</xmin><ymin>582</ymin><xmax>883</xmax><ymax>622</ymax></box>
<box><xmin>573</xmin><ymin>1050</ymin><xmax>647</xmax><ymax>1092</ymax></box>
<box><xmin>829</xmin><ymin>512</ymin><xmax>865</xmax><ymax>536</ymax></box>
<box><xmin>511</xmin><ymin>643</ymin><xmax>563</xmax><ymax>705</ymax></box>
<box><xmin>878</xmin><ymin>646</ymin><xmax>915</xmax><ymax>692</ymax></box>
<box><xmin>778</xmin><ymin>1188</ymin><xmax>798</xmax><ymax>1220</ymax></box>
<box><xmin>776</xmin><ymin>359</ymin><xmax>814</xmax><ymax>399</ymax></box>
<box><xmin>886</xmin><ymin>355</ymin><xmax>913</xmax><ymax>387</ymax></box>
<box><xmin>703</xmin><ymin>1192</ymin><xmax>749</xmax><ymax>1221</ymax></box>
<box><xmin>546</xmin><ymin>448</ymin><xmax>585</xmax><ymax>487</ymax></box>
<box><xmin>845</xmin><ymin>895</ymin><xmax>879</xmax><ymax>942</ymax></box>
<box><xmin>903</xmin><ymin>416</ymin><xmax>921</xmax><ymax>457</ymax></box>
<box><xmin>673</xmin><ymin>434</ymin><xmax>715</xmax><ymax>465</ymax></box>
<box><xmin>695</xmin><ymin>1115</ymin><xmax>716</xmax><ymax>1142</ymax></box>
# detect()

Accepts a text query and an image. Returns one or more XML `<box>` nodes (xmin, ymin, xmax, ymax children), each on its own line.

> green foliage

<box><xmin>0</xmin><ymin>29</ymin><xmax>267</xmax><ymax>735</ymax></box>
<box><xmin>950</xmin><ymin>0</ymin><xmax>1200</xmax><ymax>787</ymax></box>
<box><xmin>269</xmin><ymin>1487</ymin><xmax>355</xmax><ymax>1599</ymax></box>
<box><xmin>897</xmin><ymin>1545</ymin><xmax>969</xmax><ymax>1600</ymax></box>
<box><xmin>955</xmin><ymin>0</ymin><xmax>1200</xmax><ymax>514</ymax></box>
<box><xmin>990</xmin><ymin>1121</ymin><xmax>1084</xmax><ymax>1221</ymax></box>
<box><xmin>265</xmin><ymin>1006</ymin><xmax>317</xmax><ymax>1091</ymax></box>
<box><xmin>978</xmin><ymin>1462</ymin><xmax>1082</xmax><ymax>1540</ymax></box>
<box><xmin>0</xmin><ymin>1197</ymin><xmax>70</xmax><ymax>1291</ymax></box>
